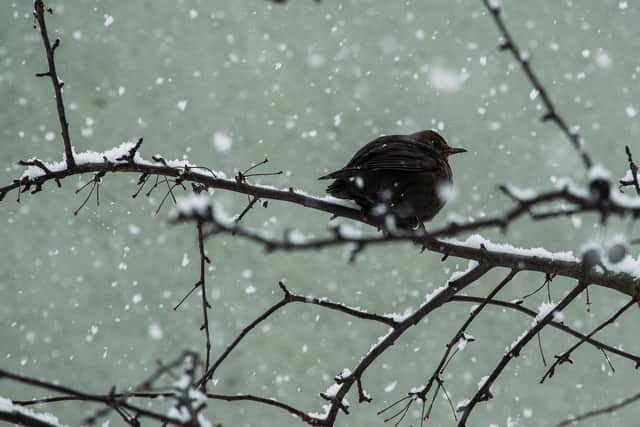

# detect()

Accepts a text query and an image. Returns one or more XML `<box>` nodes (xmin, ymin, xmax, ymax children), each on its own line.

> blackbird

<box><xmin>319</xmin><ymin>130</ymin><xmax>466</xmax><ymax>228</ymax></box>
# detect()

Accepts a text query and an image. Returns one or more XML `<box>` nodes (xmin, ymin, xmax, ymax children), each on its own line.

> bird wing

<box><xmin>319</xmin><ymin>135</ymin><xmax>439</xmax><ymax>180</ymax></box>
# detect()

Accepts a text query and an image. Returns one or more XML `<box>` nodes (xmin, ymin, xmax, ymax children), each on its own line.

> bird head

<box><xmin>410</xmin><ymin>130</ymin><xmax>467</xmax><ymax>157</ymax></box>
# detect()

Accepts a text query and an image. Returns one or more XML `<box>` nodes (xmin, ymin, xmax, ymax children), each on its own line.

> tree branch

<box><xmin>481</xmin><ymin>0</ymin><xmax>592</xmax><ymax>169</ymax></box>
<box><xmin>540</xmin><ymin>297</ymin><xmax>638</xmax><ymax>382</ymax></box>
<box><xmin>322</xmin><ymin>263</ymin><xmax>493</xmax><ymax>426</ymax></box>
<box><xmin>33</xmin><ymin>0</ymin><xmax>76</xmax><ymax>169</ymax></box>
<box><xmin>449</xmin><ymin>295</ymin><xmax>640</xmax><ymax>367</ymax></box>
<box><xmin>556</xmin><ymin>391</ymin><xmax>640</xmax><ymax>427</ymax></box>
<box><xmin>457</xmin><ymin>281</ymin><xmax>587</xmax><ymax>426</ymax></box>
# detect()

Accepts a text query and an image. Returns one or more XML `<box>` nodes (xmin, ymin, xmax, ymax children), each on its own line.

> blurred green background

<box><xmin>1</xmin><ymin>0</ymin><xmax>640</xmax><ymax>426</ymax></box>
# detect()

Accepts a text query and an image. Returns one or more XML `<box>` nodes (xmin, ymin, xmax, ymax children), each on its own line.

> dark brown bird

<box><xmin>319</xmin><ymin>130</ymin><xmax>466</xmax><ymax>228</ymax></box>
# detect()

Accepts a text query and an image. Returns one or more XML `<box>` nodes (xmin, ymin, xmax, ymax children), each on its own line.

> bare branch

<box><xmin>197</xmin><ymin>281</ymin><xmax>397</xmax><ymax>388</ymax></box>
<box><xmin>481</xmin><ymin>0</ymin><xmax>592</xmax><ymax>169</ymax></box>
<box><xmin>33</xmin><ymin>0</ymin><xmax>76</xmax><ymax>169</ymax></box>
<box><xmin>385</xmin><ymin>269</ymin><xmax>519</xmax><ymax>422</ymax></box>
<box><xmin>323</xmin><ymin>264</ymin><xmax>493</xmax><ymax>426</ymax></box>
<box><xmin>540</xmin><ymin>297</ymin><xmax>638</xmax><ymax>382</ymax></box>
<box><xmin>456</xmin><ymin>281</ymin><xmax>587</xmax><ymax>426</ymax></box>
<box><xmin>621</xmin><ymin>145</ymin><xmax>640</xmax><ymax>195</ymax></box>
<box><xmin>0</xmin><ymin>368</ymin><xmax>186</xmax><ymax>426</ymax></box>
<box><xmin>450</xmin><ymin>296</ymin><xmax>640</xmax><ymax>367</ymax></box>
<box><xmin>556</xmin><ymin>391</ymin><xmax>640</xmax><ymax>427</ymax></box>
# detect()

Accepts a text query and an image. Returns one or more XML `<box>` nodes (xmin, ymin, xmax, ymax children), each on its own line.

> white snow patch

<box><xmin>324</xmin><ymin>383</ymin><xmax>342</xmax><ymax>398</ymax></box>
<box><xmin>20</xmin><ymin>141</ymin><xmax>146</xmax><ymax>180</ymax></box>
<box><xmin>428</xmin><ymin>65</ymin><xmax>468</xmax><ymax>93</ymax></box>
<box><xmin>444</xmin><ymin>235</ymin><xmax>577</xmax><ymax>263</ymax></box>
<box><xmin>477</xmin><ymin>375</ymin><xmax>490</xmax><ymax>390</ymax></box>
<box><xmin>148</xmin><ymin>322</ymin><xmax>163</xmax><ymax>340</ymax></box>
<box><xmin>0</xmin><ymin>397</ymin><xmax>64</xmax><ymax>427</ymax></box>
<box><xmin>212</xmin><ymin>132</ymin><xmax>233</xmax><ymax>153</ymax></box>
<box><xmin>504</xmin><ymin>184</ymin><xmax>537</xmax><ymax>201</ymax></box>
<box><xmin>448</xmin><ymin>260</ymin><xmax>480</xmax><ymax>282</ymax></box>
<box><xmin>535</xmin><ymin>302</ymin><xmax>563</xmax><ymax>322</ymax></box>
<box><xmin>595</xmin><ymin>51</ymin><xmax>611</xmax><ymax>68</ymax></box>
<box><xmin>181</xmin><ymin>253</ymin><xmax>190</xmax><ymax>267</ymax></box>
<box><xmin>288</xmin><ymin>230</ymin><xmax>306</xmax><ymax>244</ymax></box>
<box><xmin>384</xmin><ymin>381</ymin><xmax>397</xmax><ymax>392</ymax></box>
<box><xmin>625</xmin><ymin>105</ymin><xmax>637</xmax><ymax>118</ymax></box>
<box><xmin>307</xmin><ymin>53</ymin><xmax>326</xmax><ymax>68</ymax></box>
<box><xmin>456</xmin><ymin>333</ymin><xmax>474</xmax><ymax>352</ymax></box>
<box><xmin>456</xmin><ymin>398</ymin><xmax>470</xmax><ymax>412</ymax></box>
<box><xmin>588</xmin><ymin>164</ymin><xmax>611</xmax><ymax>181</ymax></box>
<box><xmin>308</xmin><ymin>404</ymin><xmax>331</xmax><ymax>420</ymax></box>
<box><xmin>336</xmin><ymin>223</ymin><xmax>362</xmax><ymax>239</ymax></box>
<box><xmin>173</xmin><ymin>194</ymin><xmax>212</xmax><ymax>218</ymax></box>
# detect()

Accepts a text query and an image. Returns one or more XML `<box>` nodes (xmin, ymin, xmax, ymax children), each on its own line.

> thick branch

<box><xmin>4</xmin><ymin>155</ymin><xmax>640</xmax><ymax>298</ymax></box>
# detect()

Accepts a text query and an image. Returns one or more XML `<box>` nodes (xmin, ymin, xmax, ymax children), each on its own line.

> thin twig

<box><xmin>556</xmin><ymin>391</ymin><xmax>640</xmax><ymax>427</ymax></box>
<box><xmin>481</xmin><ymin>0</ymin><xmax>592</xmax><ymax>169</ymax></box>
<box><xmin>33</xmin><ymin>1</ymin><xmax>76</xmax><ymax>169</ymax></box>
<box><xmin>197</xmin><ymin>220</ymin><xmax>212</xmax><ymax>389</ymax></box>
<box><xmin>540</xmin><ymin>297</ymin><xmax>638</xmax><ymax>383</ymax></box>
<box><xmin>449</xmin><ymin>295</ymin><xmax>640</xmax><ymax>366</ymax></box>
<box><xmin>457</xmin><ymin>281</ymin><xmax>587</xmax><ymax>426</ymax></box>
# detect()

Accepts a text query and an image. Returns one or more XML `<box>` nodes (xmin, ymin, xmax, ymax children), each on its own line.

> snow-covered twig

<box><xmin>0</xmin><ymin>368</ymin><xmax>187</xmax><ymax>426</ymax></box>
<box><xmin>380</xmin><ymin>269</ymin><xmax>518</xmax><ymax>424</ymax></box>
<box><xmin>456</xmin><ymin>281</ymin><xmax>587</xmax><ymax>426</ymax></box>
<box><xmin>322</xmin><ymin>264</ymin><xmax>492</xmax><ymax>426</ymax></box>
<box><xmin>171</xmin><ymin>199</ymin><xmax>640</xmax><ymax>299</ymax></box>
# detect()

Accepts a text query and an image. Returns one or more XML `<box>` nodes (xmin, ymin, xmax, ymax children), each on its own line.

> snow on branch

<box><xmin>3</xmin><ymin>1</ymin><xmax>640</xmax><ymax>427</ymax></box>
<box><xmin>0</xmin><ymin>397</ymin><xmax>63</xmax><ymax>427</ymax></box>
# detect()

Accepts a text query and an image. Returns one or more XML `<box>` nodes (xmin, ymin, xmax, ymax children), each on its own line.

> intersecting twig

<box><xmin>322</xmin><ymin>264</ymin><xmax>493</xmax><ymax>426</ymax></box>
<box><xmin>540</xmin><ymin>297</ymin><xmax>638</xmax><ymax>383</ymax></box>
<box><xmin>381</xmin><ymin>269</ymin><xmax>519</xmax><ymax>424</ymax></box>
<box><xmin>0</xmin><ymin>368</ymin><xmax>185</xmax><ymax>426</ymax></box>
<box><xmin>456</xmin><ymin>281</ymin><xmax>587</xmax><ymax>426</ymax></box>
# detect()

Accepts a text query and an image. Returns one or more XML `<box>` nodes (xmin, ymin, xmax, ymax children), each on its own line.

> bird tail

<box><xmin>323</xmin><ymin>178</ymin><xmax>351</xmax><ymax>199</ymax></box>
<box><xmin>318</xmin><ymin>170</ymin><xmax>339</xmax><ymax>180</ymax></box>
<box><xmin>318</xmin><ymin>167</ymin><xmax>359</xmax><ymax>180</ymax></box>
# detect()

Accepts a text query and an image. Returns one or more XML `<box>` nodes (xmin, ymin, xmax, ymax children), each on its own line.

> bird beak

<box><xmin>447</xmin><ymin>147</ymin><xmax>467</xmax><ymax>156</ymax></box>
